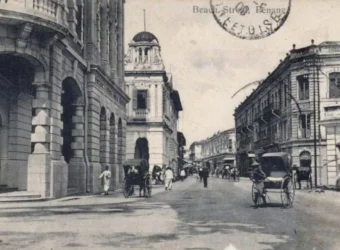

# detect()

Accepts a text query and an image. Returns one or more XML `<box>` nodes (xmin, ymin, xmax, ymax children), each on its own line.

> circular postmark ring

<box><xmin>210</xmin><ymin>0</ymin><xmax>292</xmax><ymax>40</ymax></box>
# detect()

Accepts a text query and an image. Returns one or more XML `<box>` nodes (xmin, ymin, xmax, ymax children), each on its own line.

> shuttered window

<box><xmin>298</xmin><ymin>114</ymin><xmax>311</xmax><ymax>138</ymax></box>
<box><xmin>297</xmin><ymin>75</ymin><xmax>309</xmax><ymax>100</ymax></box>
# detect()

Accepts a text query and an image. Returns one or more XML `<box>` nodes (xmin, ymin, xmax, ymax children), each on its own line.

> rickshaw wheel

<box><xmin>251</xmin><ymin>182</ymin><xmax>264</xmax><ymax>206</ymax></box>
<box><xmin>280</xmin><ymin>177</ymin><xmax>295</xmax><ymax>208</ymax></box>
<box><xmin>123</xmin><ymin>181</ymin><xmax>133</xmax><ymax>198</ymax></box>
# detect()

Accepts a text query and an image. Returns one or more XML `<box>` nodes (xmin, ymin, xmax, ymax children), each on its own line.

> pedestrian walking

<box><xmin>99</xmin><ymin>165</ymin><xmax>111</xmax><ymax>195</ymax></box>
<box><xmin>198</xmin><ymin>167</ymin><xmax>203</xmax><ymax>182</ymax></box>
<box><xmin>202</xmin><ymin>167</ymin><xmax>209</xmax><ymax>188</ymax></box>
<box><xmin>180</xmin><ymin>169</ymin><xmax>186</xmax><ymax>181</ymax></box>
<box><xmin>164</xmin><ymin>167</ymin><xmax>174</xmax><ymax>191</ymax></box>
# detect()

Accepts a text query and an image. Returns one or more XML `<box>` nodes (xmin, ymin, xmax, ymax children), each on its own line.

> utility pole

<box><xmin>313</xmin><ymin>53</ymin><xmax>318</xmax><ymax>187</ymax></box>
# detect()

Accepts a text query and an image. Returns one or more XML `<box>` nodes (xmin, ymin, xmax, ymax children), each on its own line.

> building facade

<box><xmin>0</xmin><ymin>0</ymin><xmax>129</xmax><ymax>198</ymax></box>
<box><xmin>234</xmin><ymin>41</ymin><xmax>340</xmax><ymax>185</ymax></box>
<box><xmin>189</xmin><ymin>142</ymin><xmax>203</xmax><ymax>163</ymax></box>
<box><xmin>200</xmin><ymin>129</ymin><xmax>236</xmax><ymax>170</ymax></box>
<box><xmin>189</xmin><ymin>129</ymin><xmax>236</xmax><ymax>170</ymax></box>
<box><xmin>124</xmin><ymin>31</ymin><xmax>183</xmax><ymax>177</ymax></box>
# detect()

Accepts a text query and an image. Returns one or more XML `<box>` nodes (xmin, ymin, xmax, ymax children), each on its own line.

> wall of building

<box><xmin>234</xmin><ymin>42</ymin><xmax>340</xmax><ymax>184</ymax></box>
<box><xmin>0</xmin><ymin>0</ymin><xmax>128</xmax><ymax>198</ymax></box>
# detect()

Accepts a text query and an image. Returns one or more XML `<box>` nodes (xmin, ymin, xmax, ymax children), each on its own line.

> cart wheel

<box><xmin>123</xmin><ymin>182</ymin><xmax>133</xmax><ymax>198</ymax></box>
<box><xmin>281</xmin><ymin>177</ymin><xmax>295</xmax><ymax>208</ymax></box>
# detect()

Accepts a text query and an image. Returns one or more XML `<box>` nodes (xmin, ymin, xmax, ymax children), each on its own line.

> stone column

<box><xmin>109</xmin><ymin>0</ymin><xmax>117</xmax><ymax>80</ymax></box>
<box><xmin>100</xmin><ymin>5</ymin><xmax>110</xmax><ymax>74</ymax></box>
<box><xmin>157</xmin><ymin>84</ymin><xmax>163</xmax><ymax>120</ymax></box>
<box><xmin>142</xmin><ymin>47</ymin><xmax>145</xmax><ymax>64</ymax></box>
<box><xmin>27</xmin><ymin>82</ymin><xmax>52</xmax><ymax>198</ymax></box>
<box><xmin>112</xmin><ymin>121</ymin><xmax>119</xmax><ymax>185</ymax></box>
<box><xmin>117</xmin><ymin>0</ymin><xmax>124</xmax><ymax>87</ymax></box>
<box><xmin>67</xmin><ymin>0</ymin><xmax>77</xmax><ymax>34</ymax></box>
<box><xmin>68</xmin><ymin>103</ymin><xmax>86</xmax><ymax>192</ymax></box>
<box><xmin>150</xmin><ymin>84</ymin><xmax>156</xmax><ymax>119</ymax></box>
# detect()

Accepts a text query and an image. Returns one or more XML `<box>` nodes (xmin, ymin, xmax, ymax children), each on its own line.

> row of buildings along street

<box><xmin>234</xmin><ymin>41</ymin><xmax>340</xmax><ymax>187</ymax></box>
<box><xmin>187</xmin><ymin>41</ymin><xmax>340</xmax><ymax>189</ymax></box>
<box><xmin>0</xmin><ymin>1</ymin><xmax>185</xmax><ymax>200</ymax></box>
<box><xmin>188</xmin><ymin>129</ymin><xmax>236</xmax><ymax>171</ymax></box>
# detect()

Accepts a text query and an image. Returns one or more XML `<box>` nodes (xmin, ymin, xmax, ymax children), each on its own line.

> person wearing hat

<box><xmin>251</xmin><ymin>160</ymin><xmax>267</xmax><ymax>207</ymax></box>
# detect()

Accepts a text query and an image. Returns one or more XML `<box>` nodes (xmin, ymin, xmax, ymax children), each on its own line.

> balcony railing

<box><xmin>0</xmin><ymin>0</ymin><xmax>68</xmax><ymax>32</ymax></box>
<box><xmin>263</xmin><ymin>102</ymin><xmax>281</xmax><ymax>117</ymax></box>
<box><xmin>135</xmin><ymin>109</ymin><xmax>148</xmax><ymax>119</ymax></box>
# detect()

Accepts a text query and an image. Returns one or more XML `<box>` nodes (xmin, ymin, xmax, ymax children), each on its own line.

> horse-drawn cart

<box><xmin>122</xmin><ymin>159</ymin><xmax>152</xmax><ymax>198</ymax></box>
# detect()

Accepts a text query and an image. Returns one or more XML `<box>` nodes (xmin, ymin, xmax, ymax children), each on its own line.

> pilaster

<box><xmin>68</xmin><ymin>104</ymin><xmax>86</xmax><ymax>192</ymax></box>
<box><xmin>27</xmin><ymin>82</ymin><xmax>52</xmax><ymax>198</ymax></box>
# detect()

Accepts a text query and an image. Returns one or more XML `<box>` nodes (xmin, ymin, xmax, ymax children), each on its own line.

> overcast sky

<box><xmin>125</xmin><ymin>0</ymin><xmax>340</xmax><ymax>146</ymax></box>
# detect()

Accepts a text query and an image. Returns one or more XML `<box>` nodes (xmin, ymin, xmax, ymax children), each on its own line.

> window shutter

<box><xmin>297</xmin><ymin>116</ymin><xmax>302</xmax><ymax>138</ymax></box>
<box><xmin>133</xmin><ymin>88</ymin><xmax>137</xmax><ymax>110</ymax></box>
<box><xmin>147</xmin><ymin>90</ymin><xmax>150</xmax><ymax>110</ymax></box>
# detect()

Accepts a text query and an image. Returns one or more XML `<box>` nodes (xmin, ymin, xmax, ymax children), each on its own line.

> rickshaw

<box><xmin>251</xmin><ymin>152</ymin><xmax>295</xmax><ymax>208</ymax></box>
<box><xmin>295</xmin><ymin>166</ymin><xmax>312</xmax><ymax>189</ymax></box>
<box><xmin>122</xmin><ymin>159</ymin><xmax>152</xmax><ymax>198</ymax></box>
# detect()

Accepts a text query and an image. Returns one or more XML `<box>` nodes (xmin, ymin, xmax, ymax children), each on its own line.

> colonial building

<box><xmin>189</xmin><ymin>142</ymin><xmax>203</xmax><ymax>163</ymax></box>
<box><xmin>124</xmin><ymin>31</ymin><xmax>183</xmax><ymax>177</ymax></box>
<box><xmin>189</xmin><ymin>129</ymin><xmax>236</xmax><ymax>170</ymax></box>
<box><xmin>0</xmin><ymin>0</ymin><xmax>128</xmax><ymax>198</ymax></box>
<box><xmin>200</xmin><ymin>129</ymin><xmax>236</xmax><ymax>170</ymax></box>
<box><xmin>234</xmin><ymin>41</ymin><xmax>340</xmax><ymax>186</ymax></box>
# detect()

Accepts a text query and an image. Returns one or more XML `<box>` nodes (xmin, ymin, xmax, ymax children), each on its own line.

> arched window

<box><xmin>329</xmin><ymin>72</ymin><xmax>340</xmax><ymax>98</ymax></box>
<box><xmin>299</xmin><ymin>151</ymin><xmax>311</xmax><ymax>167</ymax></box>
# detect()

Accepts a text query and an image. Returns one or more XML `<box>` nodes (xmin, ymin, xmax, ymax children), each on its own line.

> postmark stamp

<box><xmin>210</xmin><ymin>0</ymin><xmax>291</xmax><ymax>40</ymax></box>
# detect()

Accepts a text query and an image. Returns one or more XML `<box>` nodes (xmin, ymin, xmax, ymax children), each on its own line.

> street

<box><xmin>0</xmin><ymin>177</ymin><xmax>339</xmax><ymax>250</ymax></box>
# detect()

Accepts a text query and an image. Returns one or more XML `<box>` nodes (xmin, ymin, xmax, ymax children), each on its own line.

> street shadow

<box><xmin>248</xmin><ymin>202</ymin><xmax>291</xmax><ymax>209</ymax></box>
<box><xmin>0</xmin><ymin>198</ymin><xmax>178</xmax><ymax>219</ymax></box>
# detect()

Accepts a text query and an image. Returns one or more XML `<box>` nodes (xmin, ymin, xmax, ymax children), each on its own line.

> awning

<box><xmin>223</xmin><ymin>157</ymin><xmax>235</xmax><ymax>161</ymax></box>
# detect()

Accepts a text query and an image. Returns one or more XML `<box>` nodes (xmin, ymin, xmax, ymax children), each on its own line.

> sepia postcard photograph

<box><xmin>0</xmin><ymin>0</ymin><xmax>339</xmax><ymax>249</ymax></box>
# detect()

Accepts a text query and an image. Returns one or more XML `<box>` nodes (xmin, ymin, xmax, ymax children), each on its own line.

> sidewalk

<box><xmin>0</xmin><ymin>182</ymin><xmax>168</xmax><ymax>210</ymax></box>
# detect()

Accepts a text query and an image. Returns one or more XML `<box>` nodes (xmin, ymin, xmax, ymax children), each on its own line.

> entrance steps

<box><xmin>0</xmin><ymin>191</ymin><xmax>48</xmax><ymax>202</ymax></box>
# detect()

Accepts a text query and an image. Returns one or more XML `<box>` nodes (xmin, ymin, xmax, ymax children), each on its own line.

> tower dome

<box><xmin>133</xmin><ymin>31</ymin><xmax>159</xmax><ymax>43</ymax></box>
